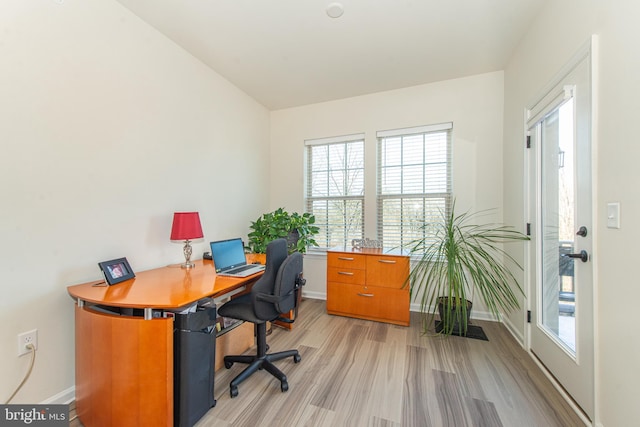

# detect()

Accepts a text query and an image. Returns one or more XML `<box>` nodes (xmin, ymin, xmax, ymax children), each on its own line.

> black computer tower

<box><xmin>173</xmin><ymin>301</ymin><xmax>217</xmax><ymax>427</ymax></box>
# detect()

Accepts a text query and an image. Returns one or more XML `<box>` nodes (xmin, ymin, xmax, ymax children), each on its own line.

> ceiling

<box><xmin>115</xmin><ymin>0</ymin><xmax>546</xmax><ymax>110</ymax></box>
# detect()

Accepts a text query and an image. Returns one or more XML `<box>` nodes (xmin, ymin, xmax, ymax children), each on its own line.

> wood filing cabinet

<box><xmin>326</xmin><ymin>248</ymin><xmax>410</xmax><ymax>326</ymax></box>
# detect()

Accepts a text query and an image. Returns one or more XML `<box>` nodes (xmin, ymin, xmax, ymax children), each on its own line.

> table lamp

<box><xmin>170</xmin><ymin>212</ymin><xmax>204</xmax><ymax>268</ymax></box>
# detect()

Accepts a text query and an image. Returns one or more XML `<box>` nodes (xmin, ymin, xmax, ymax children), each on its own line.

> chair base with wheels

<box><xmin>224</xmin><ymin>322</ymin><xmax>301</xmax><ymax>397</ymax></box>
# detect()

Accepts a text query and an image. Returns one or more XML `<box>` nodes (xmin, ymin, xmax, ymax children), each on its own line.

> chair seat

<box><xmin>218</xmin><ymin>294</ymin><xmax>265</xmax><ymax>324</ymax></box>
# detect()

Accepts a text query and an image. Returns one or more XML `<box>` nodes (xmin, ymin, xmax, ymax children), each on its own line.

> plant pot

<box><xmin>286</xmin><ymin>229</ymin><xmax>300</xmax><ymax>253</ymax></box>
<box><xmin>246</xmin><ymin>253</ymin><xmax>267</xmax><ymax>265</ymax></box>
<box><xmin>437</xmin><ymin>297</ymin><xmax>473</xmax><ymax>335</ymax></box>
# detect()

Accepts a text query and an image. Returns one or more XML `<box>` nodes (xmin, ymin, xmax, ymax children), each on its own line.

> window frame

<box><xmin>304</xmin><ymin>133</ymin><xmax>365</xmax><ymax>250</ymax></box>
<box><xmin>376</xmin><ymin>123</ymin><xmax>453</xmax><ymax>251</ymax></box>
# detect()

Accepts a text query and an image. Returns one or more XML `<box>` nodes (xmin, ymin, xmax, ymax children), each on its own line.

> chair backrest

<box><xmin>272</xmin><ymin>251</ymin><xmax>303</xmax><ymax>314</ymax></box>
<box><xmin>251</xmin><ymin>239</ymin><xmax>288</xmax><ymax>320</ymax></box>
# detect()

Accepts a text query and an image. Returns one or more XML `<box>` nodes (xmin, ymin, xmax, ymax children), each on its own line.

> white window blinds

<box><xmin>305</xmin><ymin>134</ymin><xmax>365</xmax><ymax>249</ymax></box>
<box><xmin>377</xmin><ymin>123</ymin><xmax>453</xmax><ymax>250</ymax></box>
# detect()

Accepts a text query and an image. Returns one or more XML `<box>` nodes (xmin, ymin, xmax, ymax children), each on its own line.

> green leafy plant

<box><xmin>407</xmin><ymin>202</ymin><xmax>529</xmax><ymax>336</ymax></box>
<box><xmin>247</xmin><ymin>208</ymin><xmax>319</xmax><ymax>254</ymax></box>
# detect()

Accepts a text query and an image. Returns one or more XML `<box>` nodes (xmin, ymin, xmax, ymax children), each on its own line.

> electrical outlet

<box><xmin>17</xmin><ymin>329</ymin><xmax>38</xmax><ymax>356</ymax></box>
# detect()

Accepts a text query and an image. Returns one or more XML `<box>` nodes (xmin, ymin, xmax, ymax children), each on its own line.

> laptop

<box><xmin>210</xmin><ymin>238</ymin><xmax>266</xmax><ymax>277</ymax></box>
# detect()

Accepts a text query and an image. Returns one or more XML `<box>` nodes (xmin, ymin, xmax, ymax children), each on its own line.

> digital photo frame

<box><xmin>98</xmin><ymin>257</ymin><xmax>135</xmax><ymax>285</ymax></box>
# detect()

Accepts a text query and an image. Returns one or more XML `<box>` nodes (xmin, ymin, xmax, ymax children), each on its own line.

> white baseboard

<box><xmin>408</xmin><ymin>302</ymin><xmax>500</xmax><ymax>323</ymax></box>
<box><xmin>469</xmin><ymin>310</ymin><xmax>500</xmax><ymax>322</ymax></box>
<box><xmin>42</xmin><ymin>386</ymin><xmax>75</xmax><ymax>405</ymax></box>
<box><xmin>301</xmin><ymin>290</ymin><xmax>326</xmax><ymax>301</ymax></box>
<box><xmin>502</xmin><ymin>315</ymin><xmax>525</xmax><ymax>346</ymax></box>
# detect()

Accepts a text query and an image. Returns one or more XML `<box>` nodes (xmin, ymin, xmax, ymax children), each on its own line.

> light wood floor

<box><xmin>198</xmin><ymin>299</ymin><xmax>583</xmax><ymax>427</ymax></box>
<box><xmin>71</xmin><ymin>298</ymin><xmax>584</xmax><ymax>426</ymax></box>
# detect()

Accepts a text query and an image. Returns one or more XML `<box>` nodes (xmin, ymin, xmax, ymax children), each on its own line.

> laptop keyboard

<box><xmin>226</xmin><ymin>264</ymin><xmax>256</xmax><ymax>274</ymax></box>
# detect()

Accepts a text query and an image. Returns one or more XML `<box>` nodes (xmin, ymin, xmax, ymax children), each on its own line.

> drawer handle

<box><xmin>338</xmin><ymin>271</ymin><xmax>354</xmax><ymax>276</ymax></box>
<box><xmin>338</xmin><ymin>257</ymin><xmax>355</xmax><ymax>261</ymax></box>
<box><xmin>378</xmin><ymin>259</ymin><xmax>396</xmax><ymax>264</ymax></box>
<box><xmin>357</xmin><ymin>293</ymin><xmax>374</xmax><ymax>297</ymax></box>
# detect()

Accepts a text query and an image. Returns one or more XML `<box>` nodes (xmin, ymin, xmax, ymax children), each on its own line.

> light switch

<box><xmin>607</xmin><ymin>202</ymin><xmax>620</xmax><ymax>229</ymax></box>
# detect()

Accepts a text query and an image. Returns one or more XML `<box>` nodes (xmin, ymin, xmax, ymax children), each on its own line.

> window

<box><xmin>305</xmin><ymin>134</ymin><xmax>365</xmax><ymax>249</ymax></box>
<box><xmin>377</xmin><ymin>123</ymin><xmax>452</xmax><ymax>250</ymax></box>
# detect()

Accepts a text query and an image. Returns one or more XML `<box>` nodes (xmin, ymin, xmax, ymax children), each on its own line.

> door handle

<box><xmin>562</xmin><ymin>250</ymin><xmax>589</xmax><ymax>263</ymax></box>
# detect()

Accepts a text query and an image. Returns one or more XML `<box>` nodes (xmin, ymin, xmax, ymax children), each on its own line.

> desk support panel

<box><xmin>75</xmin><ymin>305</ymin><xmax>173</xmax><ymax>427</ymax></box>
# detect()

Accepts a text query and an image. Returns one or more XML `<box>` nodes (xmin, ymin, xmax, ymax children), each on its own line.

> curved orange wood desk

<box><xmin>67</xmin><ymin>259</ymin><xmax>263</xmax><ymax>427</ymax></box>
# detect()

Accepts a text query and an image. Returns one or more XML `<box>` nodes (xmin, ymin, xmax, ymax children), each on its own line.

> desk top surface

<box><xmin>67</xmin><ymin>259</ymin><xmax>263</xmax><ymax>309</ymax></box>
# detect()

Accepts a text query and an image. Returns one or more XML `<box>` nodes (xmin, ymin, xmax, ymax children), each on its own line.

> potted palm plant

<box><xmin>408</xmin><ymin>202</ymin><xmax>529</xmax><ymax>336</ymax></box>
<box><xmin>247</xmin><ymin>208</ymin><xmax>319</xmax><ymax>254</ymax></box>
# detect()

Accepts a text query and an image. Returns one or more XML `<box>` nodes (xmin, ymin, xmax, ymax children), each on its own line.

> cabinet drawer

<box><xmin>326</xmin><ymin>282</ymin><xmax>410</xmax><ymax>326</ymax></box>
<box><xmin>365</xmin><ymin>255</ymin><xmax>410</xmax><ymax>289</ymax></box>
<box><xmin>327</xmin><ymin>267</ymin><xmax>365</xmax><ymax>285</ymax></box>
<box><xmin>327</xmin><ymin>252</ymin><xmax>366</xmax><ymax>270</ymax></box>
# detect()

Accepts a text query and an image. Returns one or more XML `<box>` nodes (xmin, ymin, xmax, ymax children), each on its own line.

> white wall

<box><xmin>0</xmin><ymin>1</ymin><xmax>270</xmax><ymax>404</ymax></box>
<box><xmin>270</xmin><ymin>72</ymin><xmax>507</xmax><ymax>312</ymax></box>
<box><xmin>503</xmin><ymin>0</ymin><xmax>640</xmax><ymax>425</ymax></box>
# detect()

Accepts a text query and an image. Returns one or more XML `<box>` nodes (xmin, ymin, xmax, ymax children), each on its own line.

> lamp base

<box><xmin>181</xmin><ymin>240</ymin><xmax>195</xmax><ymax>269</ymax></box>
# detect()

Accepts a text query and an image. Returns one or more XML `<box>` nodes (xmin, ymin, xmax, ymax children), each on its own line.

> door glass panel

<box><xmin>540</xmin><ymin>99</ymin><xmax>576</xmax><ymax>353</ymax></box>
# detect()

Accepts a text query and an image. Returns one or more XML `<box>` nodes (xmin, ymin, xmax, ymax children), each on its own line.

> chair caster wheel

<box><xmin>281</xmin><ymin>381</ymin><xmax>289</xmax><ymax>392</ymax></box>
<box><xmin>230</xmin><ymin>386</ymin><xmax>238</xmax><ymax>398</ymax></box>
<box><xmin>293</xmin><ymin>354</ymin><xmax>301</xmax><ymax>363</ymax></box>
<box><xmin>225</xmin><ymin>361</ymin><xmax>233</xmax><ymax>369</ymax></box>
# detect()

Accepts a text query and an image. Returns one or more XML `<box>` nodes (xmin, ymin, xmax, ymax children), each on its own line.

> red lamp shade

<box><xmin>170</xmin><ymin>212</ymin><xmax>204</xmax><ymax>241</ymax></box>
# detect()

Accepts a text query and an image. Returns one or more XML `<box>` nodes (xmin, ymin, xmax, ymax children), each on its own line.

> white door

<box><xmin>527</xmin><ymin>47</ymin><xmax>594</xmax><ymax>420</ymax></box>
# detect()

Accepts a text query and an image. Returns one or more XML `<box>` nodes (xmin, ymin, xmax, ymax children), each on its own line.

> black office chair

<box><xmin>217</xmin><ymin>238</ymin><xmax>304</xmax><ymax>398</ymax></box>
